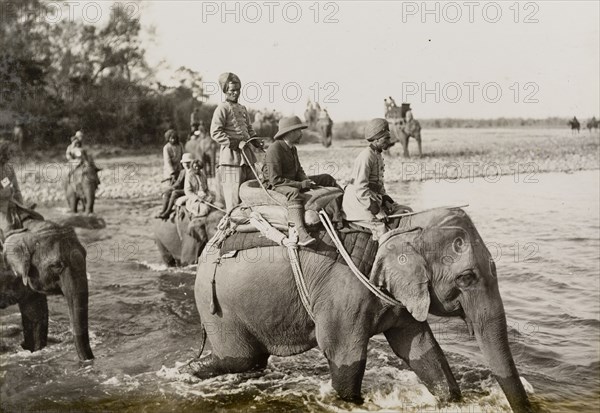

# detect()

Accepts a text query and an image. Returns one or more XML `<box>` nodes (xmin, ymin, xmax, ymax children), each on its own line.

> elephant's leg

<box><xmin>185</xmin><ymin>325</ymin><xmax>270</xmax><ymax>378</ymax></box>
<box><xmin>85</xmin><ymin>187</ymin><xmax>95</xmax><ymax>214</ymax></box>
<box><xmin>402</xmin><ymin>136</ymin><xmax>410</xmax><ymax>158</ymax></box>
<box><xmin>316</xmin><ymin>320</ymin><xmax>369</xmax><ymax>403</ymax></box>
<box><xmin>155</xmin><ymin>238</ymin><xmax>177</xmax><ymax>267</ymax></box>
<box><xmin>66</xmin><ymin>189</ymin><xmax>77</xmax><ymax>213</ymax></box>
<box><xmin>417</xmin><ymin>136</ymin><xmax>422</xmax><ymax>157</ymax></box>
<box><xmin>384</xmin><ymin>317</ymin><xmax>461</xmax><ymax>403</ymax></box>
<box><xmin>186</xmin><ymin>351</ymin><xmax>270</xmax><ymax>379</ymax></box>
<box><xmin>18</xmin><ymin>292</ymin><xmax>49</xmax><ymax>352</ymax></box>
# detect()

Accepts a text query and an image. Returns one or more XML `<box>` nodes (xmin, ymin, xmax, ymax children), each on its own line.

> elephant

<box><xmin>185</xmin><ymin>136</ymin><xmax>219</xmax><ymax>178</ymax></box>
<box><xmin>586</xmin><ymin>117</ymin><xmax>599</xmax><ymax>134</ymax></box>
<box><xmin>187</xmin><ymin>207</ymin><xmax>532</xmax><ymax>412</ymax></box>
<box><xmin>568</xmin><ymin>117</ymin><xmax>580</xmax><ymax>135</ymax></box>
<box><xmin>153</xmin><ymin>207</ymin><xmax>224</xmax><ymax>267</ymax></box>
<box><xmin>317</xmin><ymin>118</ymin><xmax>333</xmax><ymax>148</ymax></box>
<box><xmin>252</xmin><ymin>119</ymin><xmax>278</xmax><ymax>141</ymax></box>
<box><xmin>0</xmin><ymin>214</ymin><xmax>94</xmax><ymax>361</ymax></box>
<box><xmin>64</xmin><ymin>152</ymin><xmax>101</xmax><ymax>214</ymax></box>
<box><xmin>389</xmin><ymin>119</ymin><xmax>422</xmax><ymax>158</ymax></box>
<box><xmin>304</xmin><ymin>105</ymin><xmax>318</xmax><ymax>129</ymax></box>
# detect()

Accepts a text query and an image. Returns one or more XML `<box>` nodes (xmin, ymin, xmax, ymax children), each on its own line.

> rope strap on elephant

<box><xmin>248</xmin><ymin>211</ymin><xmax>316</xmax><ymax>321</ymax></box>
<box><xmin>318</xmin><ymin>210</ymin><xmax>405</xmax><ymax>309</ymax></box>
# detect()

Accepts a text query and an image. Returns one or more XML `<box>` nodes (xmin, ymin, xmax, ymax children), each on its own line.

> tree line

<box><xmin>0</xmin><ymin>0</ymin><xmax>213</xmax><ymax>149</ymax></box>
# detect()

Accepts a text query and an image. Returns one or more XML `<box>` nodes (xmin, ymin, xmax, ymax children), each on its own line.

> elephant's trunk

<box><xmin>465</xmin><ymin>295</ymin><xmax>532</xmax><ymax>413</ymax></box>
<box><xmin>61</xmin><ymin>269</ymin><xmax>94</xmax><ymax>361</ymax></box>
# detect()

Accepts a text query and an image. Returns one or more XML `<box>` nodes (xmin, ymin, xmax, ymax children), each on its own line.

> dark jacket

<box><xmin>262</xmin><ymin>140</ymin><xmax>307</xmax><ymax>189</ymax></box>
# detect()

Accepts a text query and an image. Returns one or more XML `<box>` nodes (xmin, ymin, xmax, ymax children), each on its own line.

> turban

<box><xmin>218</xmin><ymin>72</ymin><xmax>241</xmax><ymax>92</ymax></box>
<box><xmin>364</xmin><ymin>118</ymin><xmax>391</xmax><ymax>142</ymax></box>
<box><xmin>164</xmin><ymin>129</ymin><xmax>177</xmax><ymax>140</ymax></box>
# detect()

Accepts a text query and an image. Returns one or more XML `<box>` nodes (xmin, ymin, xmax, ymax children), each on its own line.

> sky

<box><xmin>86</xmin><ymin>1</ymin><xmax>600</xmax><ymax>122</ymax></box>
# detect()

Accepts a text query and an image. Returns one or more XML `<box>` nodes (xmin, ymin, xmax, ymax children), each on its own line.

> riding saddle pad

<box><xmin>232</xmin><ymin>182</ymin><xmax>344</xmax><ymax>232</ymax></box>
<box><xmin>219</xmin><ymin>226</ymin><xmax>380</xmax><ymax>276</ymax></box>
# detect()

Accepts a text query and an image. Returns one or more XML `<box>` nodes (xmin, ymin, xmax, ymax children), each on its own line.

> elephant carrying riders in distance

<box><xmin>64</xmin><ymin>149</ymin><xmax>101</xmax><ymax>214</ymax></box>
<box><xmin>186</xmin><ymin>207</ymin><xmax>533</xmax><ymax>413</ymax></box>
<box><xmin>0</xmin><ymin>205</ymin><xmax>94</xmax><ymax>361</ymax></box>
<box><xmin>568</xmin><ymin>116</ymin><xmax>580</xmax><ymax>135</ymax></box>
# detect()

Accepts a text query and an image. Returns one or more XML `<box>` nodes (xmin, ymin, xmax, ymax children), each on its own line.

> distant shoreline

<box><xmin>16</xmin><ymin>128</ymin><xmax>599</xmax><ymax>206</ymax></box>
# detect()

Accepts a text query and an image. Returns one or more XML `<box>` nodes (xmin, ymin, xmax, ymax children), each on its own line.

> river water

<box><xmin>1</xmin><ymin>170</ymin><xmax>598</xmax><ymax>413</ymax></box>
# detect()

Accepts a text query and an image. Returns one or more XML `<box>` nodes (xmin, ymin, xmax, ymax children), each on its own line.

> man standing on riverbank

<box><xmin>210</xmin><ymin>72</ymin><xmax>261</xmax><ymax>211</ymax></box>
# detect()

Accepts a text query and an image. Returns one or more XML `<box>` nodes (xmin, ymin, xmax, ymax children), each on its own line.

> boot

<box><xmin>156</xmin><ymin>194</ymin><xmax>170</xmax><ymax>218</ymax></box>
<box><xmin>161</xmin><ymin>193</ymin><xmax>179</xmax><ymax>219</ymax></box>
<box><xmin>289</xmin><ymin>204</ymin><xmax>316</xmax><ymax>246</ymax></box>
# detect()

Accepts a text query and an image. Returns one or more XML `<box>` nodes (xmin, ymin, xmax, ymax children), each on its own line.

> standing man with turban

<box><xmin>342</xmin><ymin>118</ymin><xmax>411</xmax><ymax>240</ymax></box>
<box><xmin>210</xmin><ymin>72</ymin><xmax>262</xmax><ymax>211</ymax></box>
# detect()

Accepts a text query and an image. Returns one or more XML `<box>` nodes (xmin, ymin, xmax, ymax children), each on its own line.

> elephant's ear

<box><xmin>3</xmin><ymin>231</ymin><xmax>32</xmax><ymax>287</ymax></box>
<box><xmin>372</xmin><ymin>229</ymin><xmax>430</xmax><ymax>322</ymax></box>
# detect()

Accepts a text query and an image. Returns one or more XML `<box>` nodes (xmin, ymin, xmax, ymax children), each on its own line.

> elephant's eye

<box><xmin>455</xmin><ymin>270</ymin><xmax>477</xmax><ymax>289</ymax></box>
<box><xmin>49</xmin><ymin>261</ymin><xmax>65</xmax><ymax>273</ymax></box>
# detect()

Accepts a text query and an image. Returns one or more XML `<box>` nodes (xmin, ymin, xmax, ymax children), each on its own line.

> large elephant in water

<box><xmin>0</xmin><ymin>214</ymin><xmax>94</xmax><ymax>361</ymax></box>
<box><xmin>188</xmin><ymin>208</ymin><xmax>532</xmax><ymax>412</ymax></box>
<box><xmin>389</xmin><ymin>119</ymin><xmax>422</xmax><ymax>157</ymax></box>
<box><xmin>64</xmin><ymin>152</ymin><xmax>101</xmax><ymax>214</ymax></box>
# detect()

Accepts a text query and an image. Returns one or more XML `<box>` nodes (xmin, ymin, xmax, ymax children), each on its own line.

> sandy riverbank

<box><xmin>16</xmin><ymin>128</ymin><xmax>599</xmax><ymax>205</ymax></box>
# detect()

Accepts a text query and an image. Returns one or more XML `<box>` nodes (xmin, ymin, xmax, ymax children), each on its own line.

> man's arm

<box><xmin>266</xmin><ymin>145</ymin><xmax>303</xmax><ymax>188</ymax></box>
<box><xmin>353</xmin><ymin>151</ymin><xmax>378</xmax><ymax>213</ymax></box>
<box><xmin>244</xmin><ymin>106</ymin><xmax>257</xmax><ymax>139</ymax></box>
<box><xmin>211</xmin><ymin>104</ymin><xmax>239</xmax><ymax>148</ymax></box>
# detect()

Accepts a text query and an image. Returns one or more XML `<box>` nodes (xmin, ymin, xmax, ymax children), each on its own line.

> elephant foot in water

<box><xmin>181</xmin><ymin>353</ymin><xmax>270</xmax><ymax>379</ymax></box>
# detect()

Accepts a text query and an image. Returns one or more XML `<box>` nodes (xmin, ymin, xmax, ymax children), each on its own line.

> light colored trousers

<box><xmin>354</xmin><ymin>203</ymin><xmax>409</xmax><ymax>241</ymax></box>
<box><xmin>219</xmin><ymin>165</ymin><xmax>253</xmax><ymax>212</ymax></box>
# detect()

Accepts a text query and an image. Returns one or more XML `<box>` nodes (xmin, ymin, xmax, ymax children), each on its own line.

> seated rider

<box><xmin>156</xmin><ymin>153</ymin><xmax>193</xmax><ymax>219</ymax></box>
<box><xmin>65</xmin><ymin>131</ymin><xmax>85</xmax><ymax>181</ymax></box>
<box><xmin>342</xmin><ymin>118</ymin><xmax>411</xmax><ymax>241</ymax></box>
<box><xmin>262</xmin><ymin>116</ymin><xmax>338</xmax><ymax>246</ymax></box>
<box><xmin>0</xmin><ymin>140</ymin><xmax>24</xmax><ymax>242</ymax></box>
<box><xmin>184</xmin><ymin>158</ymin><xmax>214</xmax><ymax>218</ymax></box>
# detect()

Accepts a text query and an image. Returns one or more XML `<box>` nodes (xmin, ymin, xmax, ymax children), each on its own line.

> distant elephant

<box><xmin>153</xmin><ymin>208</ymin><xmax>225</xmax><ymax>267</ymax></box>
<box><xmin>568</xmin><ymin>117</ymin><xmax>580</xmax><ymax>135</ymax></box>
<box><xmin>252</xmin><ymin>120</ymin><xmax>278</xmax><ymax>140</ymax></box>
<box><xmin>304</xmin><ymin>106</ymin><xmax>318</xmax><ymax>129</ymax></box>
<box><xmin>64</xmin><ymin>151</ymin><xmax>101</xmax><ymax>214</ymax></box>
<box><xmin>0</xmin><ymin>214</ymin><xmax>94</xmax><ymax>361</ymax></box>
<box><xmin>188</xmin><ymin>208</ymin><xmax>532</xmax><ymax>412</ymax></box>
<box><xmin>389</xmin><ymin>119</ymin><xmax>422</xmax><ymax>157</ymax></box>
<box><xmin>317</xmin><ymin>117</ymin><xmax>333</xmax><ymax>148</ymax></box>
<box><xmin>586</xmin><ymin>117</ymin><xmax>599</xmax><ymax>134</ymax></box>
<box><xmin>186</xmin><ymin>136</ymin><xmax>219</xmax><ymax>178</ymax></box>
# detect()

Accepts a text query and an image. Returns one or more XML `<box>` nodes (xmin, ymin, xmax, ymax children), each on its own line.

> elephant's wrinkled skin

<box><xmin>191</xmin><ymin>208</ymin><xmax>532</xmax><ymax>412</ymax></box>
<box><xmin>390</xmin><ymin>119</ymin><xmax>422</xmax><ymax>158</ymax></box>
<box><xmin>1</xmin><ymin>219</ymin><xmax>94</xmax><ymax>360</ymax></box>
<box><xmin>64</xmin><ymin>156</ymin><xmax>101</xmax><ymax>214</ymax></box>
<box><xmin>153</xmin><ymin>209</ymin><xmax>224</xmax><ymax>267</ymax></box>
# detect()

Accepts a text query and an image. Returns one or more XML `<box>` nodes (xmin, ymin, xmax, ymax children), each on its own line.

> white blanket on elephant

<box><xmin>233</xmin><ymin>180</ymin><xmax>343</xmax><ymax>233</ymax></box>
